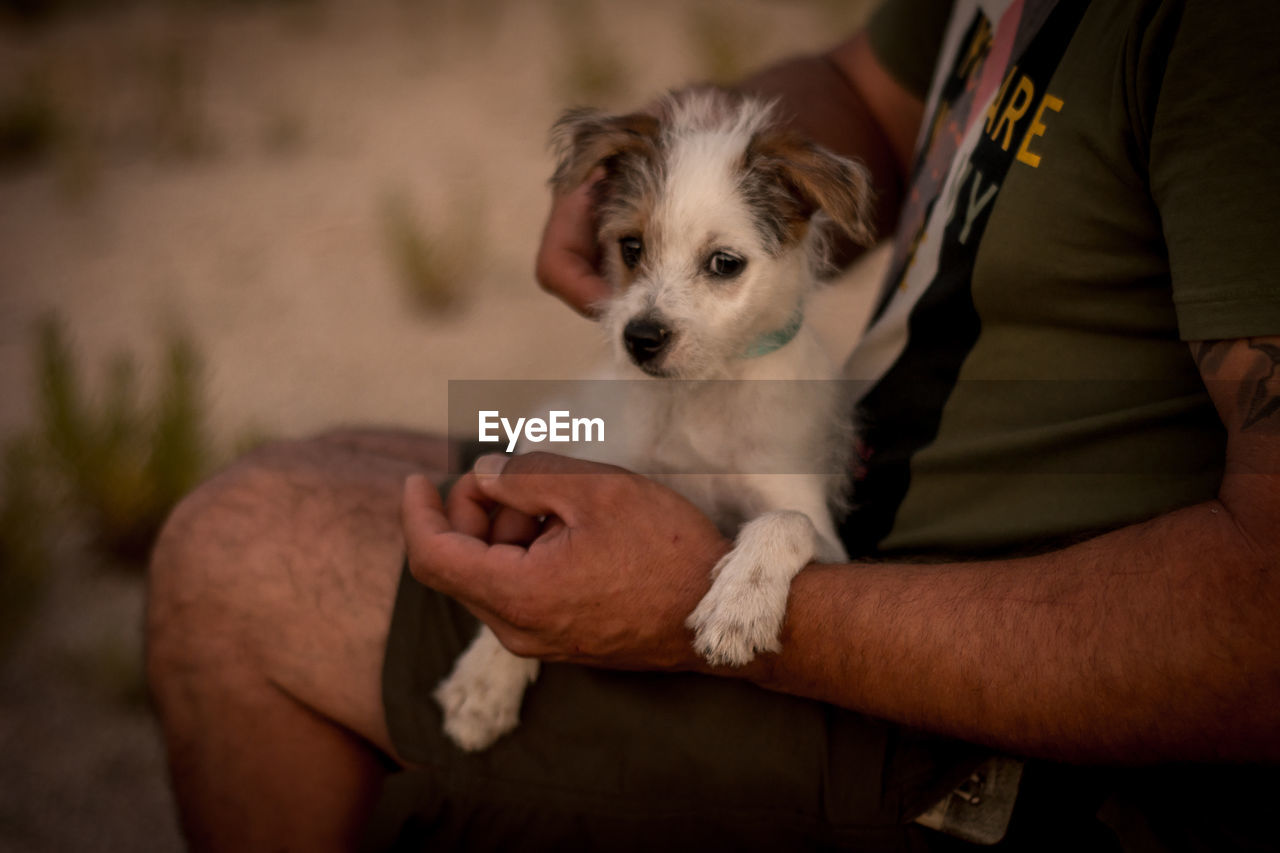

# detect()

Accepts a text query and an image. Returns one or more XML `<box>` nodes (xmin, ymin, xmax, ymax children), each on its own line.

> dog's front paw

<box><xmin>434</xmin><ymin>633</ymin><xmax>539</xmax><ymax>752</ymax></box>
<box><xmin>686</xmin><ymin>551</ymin><xmax>788</xmax><ymax>668</ymax></box>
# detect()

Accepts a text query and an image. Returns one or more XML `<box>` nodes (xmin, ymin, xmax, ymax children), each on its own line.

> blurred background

<box><xmin>0</xmin><ymin>0</ymin><xmax>883</xmax><ymax>848</ymax></box>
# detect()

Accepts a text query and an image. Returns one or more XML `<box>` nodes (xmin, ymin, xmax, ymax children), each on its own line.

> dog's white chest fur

<box><xmin>599</xmin><ymin>331</ymin><xmax>851</xmax><ymax>546</ymax></box>
<box><xmin>434</xmin><ymin>90</ymin><xmax>872</xmax><ymax>751</ymax></box>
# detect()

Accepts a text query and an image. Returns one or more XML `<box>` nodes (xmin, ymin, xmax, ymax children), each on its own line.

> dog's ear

<box><xmin>746</xmin><ymin>129</ymin><xmax>876</xmax><ymax>248</ymax></box>
<box><xmin>550</xmin><ymin>108</ymin><xmax>661</xmax><ymax>193</ymax></box>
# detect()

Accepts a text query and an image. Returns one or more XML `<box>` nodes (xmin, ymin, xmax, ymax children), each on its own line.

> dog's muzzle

<box><xmin>623</xmin><ymin>316</ymin><xmax>673</xmax><ymax>366</ymax></box>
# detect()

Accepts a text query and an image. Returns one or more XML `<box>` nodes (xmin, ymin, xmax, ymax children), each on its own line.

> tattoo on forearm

<box><xmin>1240</xmin><ymin>339</ymin><xmax>1280</xmax><ymax>430</ymax></box>
<box><xmin>1191</xmin><ymin>339</ymin><xmax>1232</xmax><ymax>375</ymax></box>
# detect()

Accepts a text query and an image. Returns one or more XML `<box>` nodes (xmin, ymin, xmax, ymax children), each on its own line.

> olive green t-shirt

<box><xmin>845</xmin><ymin>0</ymin><xmax>1280</xmax><ymax>557</ymax></box>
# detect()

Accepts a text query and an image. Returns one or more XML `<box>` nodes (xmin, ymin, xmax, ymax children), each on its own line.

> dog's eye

<box><xmin>706</xmin><ymin>251</ymin><xmax>746</xmax><ymax>279</ymax></box>
<box><xmin>619</xmin><ymin>237</ymin><xmax>643</xmax><ymax>270</ymax></box>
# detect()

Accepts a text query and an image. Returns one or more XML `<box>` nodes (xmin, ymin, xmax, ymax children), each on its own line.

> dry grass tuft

<box><xmin>380</xmin><ymin>188</ymin><xmax>485</xmax><ymax>316</ymax></box>
<box><xmin>33</xmin><ymin>315</ymin><xmax>213</xmax><ymax>563</ymax></box>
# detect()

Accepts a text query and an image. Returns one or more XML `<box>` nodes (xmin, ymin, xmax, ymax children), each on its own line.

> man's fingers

<box><xmin>544</xmin><ymin>250</ymin><xmax>610</xmax><ymax>318</ymax></box>
<box><xmin>401</xmin><ymin>474</ymin><xmax>523</xmax><ymax>604</ymax></box>
<box><xmin>492</xmin><ymin>505</ymin><xmax>542</xmax><ymax>546</ymax></box>
<box><xmin>444</xmin><ymin>473</ymin><xmax>493</xmax><ymax>540</ymax></box>
<box><xmin>470</xmin><ymin>452</ymin><xmax>631</xmax><ymax>522</ymax></box>
<box><xmin>535</xmin><ymin>175</ymin><xmax>611</xmax><ymax>316</ymax></box>
<box><xmin>401</xmin><ymin>473</ymin><xmax>449</xmax><ymax>538</ymax></box>
<box><xmin>444</xmin><ymin>472</ymin><xmax>545</xmax><ymax>546</ymax></box>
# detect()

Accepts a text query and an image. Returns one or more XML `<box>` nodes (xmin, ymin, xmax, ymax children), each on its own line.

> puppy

<box><xmin>435</xmin><ymin>90</ymin><xmax>874</xmax><ymax>751</ymax></box>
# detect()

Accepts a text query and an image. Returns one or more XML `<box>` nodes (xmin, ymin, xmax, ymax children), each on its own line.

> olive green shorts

<box><xmin>367</xmin><ymin>554</ymin><xmax>989</xmax><ymax>852</ymax></box>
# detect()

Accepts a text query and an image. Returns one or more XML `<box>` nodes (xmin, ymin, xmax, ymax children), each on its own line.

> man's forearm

<box><xmin>744</xmin><ymin>496</ymin><xmax>1280</xmax><ymax>764</ymax></box>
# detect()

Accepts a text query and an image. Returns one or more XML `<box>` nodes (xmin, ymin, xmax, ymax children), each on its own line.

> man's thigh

<box><xmin>148</xmin><ymin>428</ymin><xmax>456</xmax><ymax>760</ymax></box>
<box><xmin>370</xmin><ymin>566</ymin><xmax>987</xmax><ymax>852</ymax></box>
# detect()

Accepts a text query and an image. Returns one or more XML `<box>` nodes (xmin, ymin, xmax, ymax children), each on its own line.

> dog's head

<box><xmin>551</xmin><ymin>90</ymin><xmax>874</xmax><ymax>378</ymax></box>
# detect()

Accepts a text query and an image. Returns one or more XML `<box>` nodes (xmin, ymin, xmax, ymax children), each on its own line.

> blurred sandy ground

<box><xmin>0</xmin><ymin>0</ymin><xmax>884</xmax><ymax>849</ymax></box>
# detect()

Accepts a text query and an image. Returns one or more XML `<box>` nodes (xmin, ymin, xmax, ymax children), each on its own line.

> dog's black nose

<box><xmin>623</xmin><ymin>317</ymin><xmax>671</xmax><ymax>364</ymax></box>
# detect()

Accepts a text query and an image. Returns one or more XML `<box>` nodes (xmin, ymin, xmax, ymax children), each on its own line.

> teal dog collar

<box><xmin>742</xmin><ymin>310</ymin><xmax>803</xmax><ymax>358</ymax></box>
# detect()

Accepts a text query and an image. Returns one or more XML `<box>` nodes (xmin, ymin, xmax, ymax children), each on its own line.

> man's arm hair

<box><xmin>731</xmin><ymin>337</ymin><xmax>1280</xmax><ymax>763</ymax></box>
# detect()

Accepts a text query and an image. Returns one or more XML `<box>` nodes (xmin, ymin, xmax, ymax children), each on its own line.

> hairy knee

<box><xmin>147</xmin><ymin>453</ymin><xmax>302</xmax><ymax>683</ymax></box>
<box><xmin>151</xmin><ymin>435</ymin><xmax>335</xmax><ymax>570</ymax></box>
<box><xmin>151</xmin><ymin>454</ymin><xmax>286</xmax><ymax>592</ymax></box>
<box><xmin>146</xmin><ymin>434</ymin><xmax>403</xmax><ymax>685</ymax></box>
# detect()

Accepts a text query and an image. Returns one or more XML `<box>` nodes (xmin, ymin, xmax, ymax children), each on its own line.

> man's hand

<box><xmin>402</xmin><ymin>452</ymin><xmax>731</xmax><ymax>671</ymax></box>
<box><xmin>533</xmin><ymin>171</ymin><xmax>611</xmax><ymax>317</ymax></box>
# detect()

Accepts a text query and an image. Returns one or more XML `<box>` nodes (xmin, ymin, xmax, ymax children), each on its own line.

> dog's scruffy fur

<box><xmin>435</xmin><ymin>90</ymin><xmax>874</xmax><ymax>751</ymax></box>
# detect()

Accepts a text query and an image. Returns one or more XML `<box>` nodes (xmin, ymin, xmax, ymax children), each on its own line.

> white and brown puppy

<box><xmin>435</xmin><ymin>90</ymin><xmax>874</xmax><ymax>751</ymax></box>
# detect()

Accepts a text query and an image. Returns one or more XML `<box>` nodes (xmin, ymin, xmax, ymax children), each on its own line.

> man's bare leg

<box><xmin>146</xmin><ymin>429</ymin><xmax>452</xmax><ymax>852</ymax></box>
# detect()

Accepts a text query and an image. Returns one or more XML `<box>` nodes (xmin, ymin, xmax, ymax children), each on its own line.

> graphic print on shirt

<box><xmin>842</xmin><ymin>0</ymin><xmax>1089</xmax><ymax>555</ymax></box>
